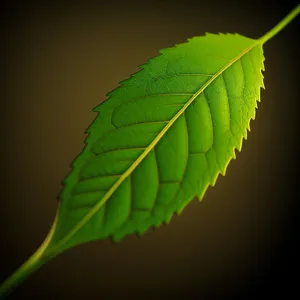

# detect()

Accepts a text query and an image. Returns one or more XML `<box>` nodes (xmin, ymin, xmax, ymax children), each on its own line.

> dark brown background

<box><xmin>1</xmin><ymin>1</ymin><xmax>299</xmax><ymax>299</ymax></box>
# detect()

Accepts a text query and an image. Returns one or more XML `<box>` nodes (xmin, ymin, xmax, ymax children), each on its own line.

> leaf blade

<box><xmin>51</xmin><ymin>33</ymin><xmax>265</xmax><ymax>251</ymax></box>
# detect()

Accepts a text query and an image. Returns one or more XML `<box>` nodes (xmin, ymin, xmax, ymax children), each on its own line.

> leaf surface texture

<box><xmin>51</xmin><ymin>33</ymin><xmax>265</xmax><ymax>250</ymax></box>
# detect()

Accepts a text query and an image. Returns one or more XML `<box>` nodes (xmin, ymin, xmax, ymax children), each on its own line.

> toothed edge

<box><xmin>197</xmin><ymin>74</ymin><xmax>264</xmax><ymax>202</ymax></box>
<box><xmin>110</xmin><ymin>97</ymin><xmax>263</xmax><ymax>243</ymax></box>
<box><xmin>103</xmin><ymin>57</ymin><xmax>266</xmax><ymax>244</ymax></box>
<box><xmin>69</xmin><ymin>33</ymin><xmax>266</xmax><ymax>244</ymax></box>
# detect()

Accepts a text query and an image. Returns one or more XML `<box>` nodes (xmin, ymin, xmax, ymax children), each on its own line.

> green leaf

<box><xmin>49</xmin><ymin>32</ymin><xmax>265</xmax><ymax>251</ymax></box>
<box><xmin>1</xmin><ymin>6</ymin><xmax>300</xmax><ymax>298</ymax></box>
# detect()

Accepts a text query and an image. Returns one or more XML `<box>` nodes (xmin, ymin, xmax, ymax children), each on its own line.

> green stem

<box><xmin>0</xmin><ymin>210</ymin><xmax>59</xmax><ymax>299</ymax></box>
<box><xmin>259</xmin><ymin>5</ymin><xmax>300</xmax><ymax>44</ymax></box>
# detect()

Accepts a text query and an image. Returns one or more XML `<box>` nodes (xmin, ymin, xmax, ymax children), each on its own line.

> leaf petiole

<box><xmin>259</xmin><ymin>5</ymin><xmax>300</xmax><ymax>44</ymax></box>
<box><xmin>0</xmin><ymin>208</ymin><xmax>59</xmax><ymax>299</ymax></box>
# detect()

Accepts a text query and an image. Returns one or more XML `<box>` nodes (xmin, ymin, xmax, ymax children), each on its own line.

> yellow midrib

<box><xmin>53</xmin><ymin>39</ymin><xmax>260</xmax><ymax>251</ymax></box>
